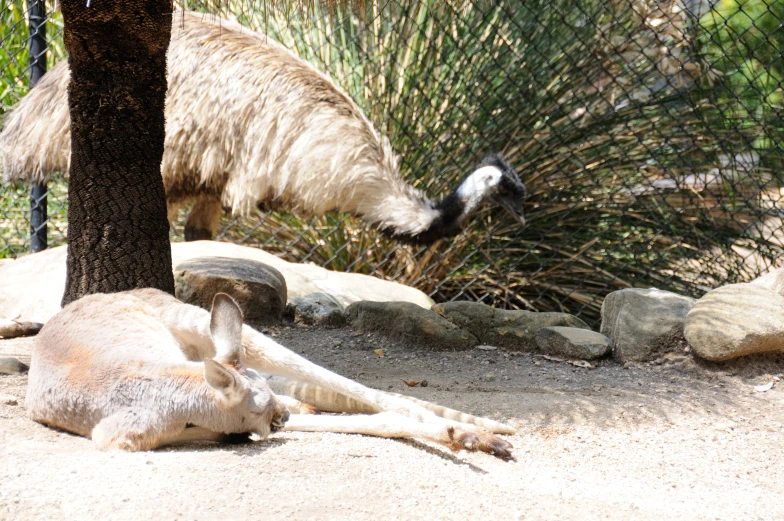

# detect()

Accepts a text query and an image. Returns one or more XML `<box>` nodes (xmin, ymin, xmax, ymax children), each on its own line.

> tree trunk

<box><xmin>60</xmin><ymin>0</ymin><xmax>174</xmax><ymax>306</ymax></box>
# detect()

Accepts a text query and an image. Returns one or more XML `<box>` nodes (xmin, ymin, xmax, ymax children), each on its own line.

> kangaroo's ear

<box><xmin>204</xmin><ymin>359</ymin><xmax>246</xmax><ymax>404</ymax></box>
<box><xmin>210</xmin><ymin>293</ymin><xmax>243</xmax><ymax>365</ymax></box>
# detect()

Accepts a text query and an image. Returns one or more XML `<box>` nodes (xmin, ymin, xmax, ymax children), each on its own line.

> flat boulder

<box><xmin>432</xmin><ymin>301</ymin><xmax>589</xmax><ymax>351</ymax></box>
<box><xmin>0</xmin><ymin>242</ymin><xmax>434</xmax><ymax>324</ymax></box>
<box><xmin>751</xmin><ymin>267</ymin><xmax>784</xmax><ymax>296</ymax></box>
<box><xmin>175</xmin><ymin>257</ymin><xmax>287</xmax><ymax>325</ymax></box>
<box><xmin>685</xmin><ymin>283</ymin><xmax>784</xmax><ymax>361</ymax></box>
<box><xmin>345</xmin><ymin>301</ymin><xmax>477</xmax><ymax>350</ymax></box>
<box><xmin>601</xmin><ymin>288</ymin><xmax>695</xmax><ymax>363</ymax></box>
<box><xmin>535</xmin><ymin>327</ymin><xmax>611</xmax><ymax>360</ymax></box>
<box><xmin>287</xmin><ymin>292</ymin><xmax>345</xmax><ymax>327</ymax></box>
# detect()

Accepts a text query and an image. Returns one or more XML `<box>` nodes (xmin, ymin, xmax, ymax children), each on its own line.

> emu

<box><xmin>28</xmin><ymin>289</ymin><xmax>514</xmax><ymax>457</ymax></box>
<box><xmin>0</xmin><ymin>11</ymin><xmax>526</xmax><ymax>245</ymax></box>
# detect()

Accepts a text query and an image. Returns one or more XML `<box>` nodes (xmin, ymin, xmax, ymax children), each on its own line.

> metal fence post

<box><xmin>28</xmin><ymin>0</ymin><xmax>48</xmax><ymax>253</ymax></box>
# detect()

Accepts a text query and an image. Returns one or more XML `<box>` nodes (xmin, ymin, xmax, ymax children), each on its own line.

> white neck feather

<box><xmin>456</xmin><ymin>165</ymin><xmax>503</xmax><ymax>216</ymax></box>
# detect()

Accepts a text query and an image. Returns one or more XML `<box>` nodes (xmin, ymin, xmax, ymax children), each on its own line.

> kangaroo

<box><xmin>27</xmin><ymin>289</ymin><xmax>515</xmax><ymax>458</ymax></box>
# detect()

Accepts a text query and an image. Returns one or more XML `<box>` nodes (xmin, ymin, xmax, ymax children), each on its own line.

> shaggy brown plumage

<box><xmin>1</xmin><ymin>12</ymin><xmax>525</xmax><ymax>244</ymax></box>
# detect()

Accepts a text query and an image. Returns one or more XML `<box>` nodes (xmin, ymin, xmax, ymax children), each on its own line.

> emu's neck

<box><xmin>381</xmin><ymin>167</ymin><xmax>499</xmax><ymax>245</ymax></box>
<box><xmin>388</xmin><ymin>193</ymin><xmax>465</xmax><ymax>245</ymax></box>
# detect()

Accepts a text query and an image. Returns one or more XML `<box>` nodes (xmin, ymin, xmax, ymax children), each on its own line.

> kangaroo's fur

<box><xmin>27</xmin><ymin>289</ymin><xmax>515</xmax><ymax>457</ymax></box>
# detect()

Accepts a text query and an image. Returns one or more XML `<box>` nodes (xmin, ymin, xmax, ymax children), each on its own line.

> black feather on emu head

<box><xmin>476</xmin><ymin>152</ymin><xmax>527</xmax><ymax>225</ymax></box>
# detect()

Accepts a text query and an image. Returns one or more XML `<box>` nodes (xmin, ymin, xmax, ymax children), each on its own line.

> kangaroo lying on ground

<box><xmin>26</xmin><ymin>289</ymin><xmax>514</xmax><ymax>458</ymax></box>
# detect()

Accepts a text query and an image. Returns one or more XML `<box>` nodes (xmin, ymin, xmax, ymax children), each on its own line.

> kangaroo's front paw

<box><xmin>447</xmin><ymin>426</ymin><xmax>514</xmax><ymax>460</ymax></box>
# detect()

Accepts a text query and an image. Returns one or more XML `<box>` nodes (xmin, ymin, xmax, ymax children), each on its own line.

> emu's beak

<box><xmin>497</xmin><ymin>195</ymin><xmax>526</xmax><ymax>226</ymax></box>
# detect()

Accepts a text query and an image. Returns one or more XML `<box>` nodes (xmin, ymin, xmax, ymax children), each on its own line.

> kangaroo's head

<box><xmin>204</xmin><ymin>293</ymin><xmax>289</xmax><ymax>439</ymax></box>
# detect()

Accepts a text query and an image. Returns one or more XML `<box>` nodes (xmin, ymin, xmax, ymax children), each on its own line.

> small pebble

<box><xmin>0</xmin><ymin>393</ymin><xmax>19</xmax><ymax>406</ymax></box>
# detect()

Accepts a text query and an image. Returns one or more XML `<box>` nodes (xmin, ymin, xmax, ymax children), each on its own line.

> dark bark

<box><xmin>60</xmin><ymin>0</ymin><xmax>175</xmax><ymax>306</ymax></box>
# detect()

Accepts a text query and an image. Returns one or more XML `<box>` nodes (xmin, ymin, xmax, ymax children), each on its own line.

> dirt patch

<box><xmin>2</xmin><ymin>324</ymin><xmax>784</xmax><ymax>520</ymax></box>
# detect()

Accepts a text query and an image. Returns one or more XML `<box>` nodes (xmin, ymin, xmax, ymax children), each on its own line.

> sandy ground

<box><xmin>2</xmin><ymin>324</ymin><xmax>784</xmax><ymax>521</ymax></box>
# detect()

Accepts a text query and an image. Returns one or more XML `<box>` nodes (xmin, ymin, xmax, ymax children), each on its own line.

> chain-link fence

<box><xmin>1</xmin><ymin>0</ymin><xmax>783</xmax><ymax>326</ymax></box>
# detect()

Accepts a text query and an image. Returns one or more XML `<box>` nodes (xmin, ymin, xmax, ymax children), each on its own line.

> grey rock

<box><xmin>174</xmin><ymin>257</ymin><xmax>287</xmax><ymax>325</ymax></box>
<box><xmin>345</xmin><ymin>301</ymin><xmax>477</xmax><ymax>350</ymax></box>
<box><xmin>601</xmin><ymin>288</ymin><xmax>695</xmax><ymax>363</ymax></box>
<box><xmin>432</xmin><ymin>301</ymin><xmax>589</xmax><ymax>351</ymax></box>
<box><xmin>287</xmin><ymin>292</ymin><xmax>345</xmax><ymax>327</ymax></box>
<box><xmin>0</xmin><ymin>357</ymin><xmax>29</xmax><ymax>375</ymax></box>
<box><xmin>685</xmin><ymin>283</ymin><xmax>784</xmax><ymax>362</ymax></box>
<box><xmin>535</xmin><ymin>327</ymin><xmax>612</xmax><ymax>360</ymax></box>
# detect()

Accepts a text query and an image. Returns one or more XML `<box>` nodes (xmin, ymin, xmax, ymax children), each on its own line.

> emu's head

<box><xmin>457</xmin><ymin>153</ymin><xmax>527</xmax><ymax>225</ymax></box>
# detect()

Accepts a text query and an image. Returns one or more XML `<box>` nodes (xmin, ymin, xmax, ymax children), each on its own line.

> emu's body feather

<box><xmin>1</xmin><ymin>12</ymin><xmax>437</xmax><ymax>237</ymax></box>
<box><xmin>1</xmin><ymin>12</ymin><xmax>526</xmax><ymax>243</ymax></box>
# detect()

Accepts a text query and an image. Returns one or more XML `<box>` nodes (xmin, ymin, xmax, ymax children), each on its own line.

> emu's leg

<box><xmin>184</xmin><ymin>196</ymin><xmax>221</xmax><ymax>241</ymax></box>
<box><xmin>167</xmin><ymin>199</ymin><xmax>186</xmax><ymax>227</ymax></box>
<box><xmin>283</xmin><ymin>412</ymin><xmax>513</xmax><ymax>459</ymax></box>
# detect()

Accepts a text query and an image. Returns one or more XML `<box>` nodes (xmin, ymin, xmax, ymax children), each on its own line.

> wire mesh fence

<box><xmin>1</xmin><ymin>0</ymin><xmax>783</xmax><ymax>326</ymax></box>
